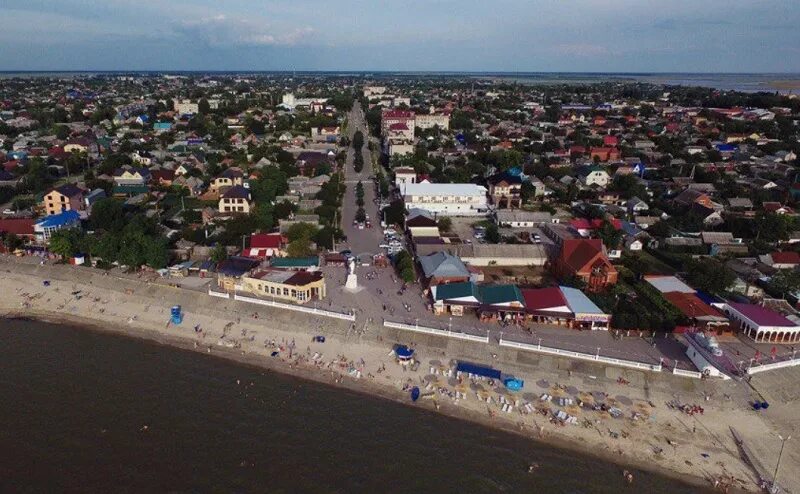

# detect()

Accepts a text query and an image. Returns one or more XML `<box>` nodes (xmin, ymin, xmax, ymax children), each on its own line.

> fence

<box><xmin>383</xmin><ymin>320</ymin><xmax>490</xmax><ymax>344</ymax></box>
<box><xmin>498</xmin><ymin>338</ymin><xmax>663</xmax><ymax>372</ymax></box>
<box><xmin>747</xmin><ymin>357</ymin><xmax>800</xmax><ymax>375</ymax></box>
<box><xmin>208</xmin><ymin>289</ymin><xmax>356</xmax><ymax>322</ymax></box>
<box><xmin>672</xmin><ymin>367</ymin><xmax>703</xmax><ymax>379</ymax></box>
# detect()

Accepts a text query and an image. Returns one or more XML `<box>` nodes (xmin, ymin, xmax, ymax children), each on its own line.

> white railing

<box><xmin>498</xmin><ymin>338</ymin><xmax>663</xmax><ymax>372</ymax></box>
<box><xmin>208</xmin><ymin>289</ymin><xmax>230</xmax><ymax>299</ymax></box>
<box><xmin>672</xmin><ymin>367</ymin><xmax>703</xmax><ymax>379</ymax></box>
<box><xmin>208</xmin><ymin>289</ymin><xmax>355</xmax><ymax>321</ymax></box>
<box><xmin>747</xmin><ymin>357</ymin><xmax>800</xmax><ymax>375</ymax></box>
<box><xmin>384</xmin><ymin>320</ymin><xmax>490</xmax><ymax>343</ymax></box>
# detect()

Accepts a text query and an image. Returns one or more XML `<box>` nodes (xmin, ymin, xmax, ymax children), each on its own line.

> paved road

<box><xmin>339</xmin><ymin>102</ymin><xmax>384</xmax><ymax>259</ymax></box>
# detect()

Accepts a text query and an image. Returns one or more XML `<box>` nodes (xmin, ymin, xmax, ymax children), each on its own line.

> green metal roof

<box><xmin>433</xmin><ymin>281</ymin><xmax>478</xmax><ymax>301</ymax></box>
<box><xmin>270</xmin><ymin>256</ymin><xmax>319</xmax><ymax>268</ymax></box>
<box><xmin>478</xmin><ymin>284</ymin><xmax>524</xmax><ymax>305</ymax></box>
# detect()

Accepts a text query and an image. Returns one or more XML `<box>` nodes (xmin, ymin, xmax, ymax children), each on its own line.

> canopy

<box><xmin>456</xmin><ymin>361</ymin><xmax>501</xmax><ymax>380</ymax></box>
<box><xmin>503</xmin><ymin>377</ymin><xmax>524</xmax><ymax>391</ymax></box>
<box><xmin>395</xmin><ymin>345</ymin><xmax>414</xmax><ymax>359</ymax></box>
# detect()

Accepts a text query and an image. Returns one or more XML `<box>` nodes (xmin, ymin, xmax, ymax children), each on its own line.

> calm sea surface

<box><xmin>0</xmin><ymin>319</ymin><xmax>708</xmax><ymax>493</ymax></box>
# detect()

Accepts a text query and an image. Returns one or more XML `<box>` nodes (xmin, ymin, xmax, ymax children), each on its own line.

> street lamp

<box><xmin>770</xmin><ymin>435</ymin><xmax>791</xmax><ymax>494</ymax></box>
<box><xmin>596</xmin><ymin>347</ymin><xmax>601</xmax><ymax>360</ymax></box>
<box><xmin>448</xmin><ymin>316</ymin><xmax>452</xmax><ymax>333</ymax></box>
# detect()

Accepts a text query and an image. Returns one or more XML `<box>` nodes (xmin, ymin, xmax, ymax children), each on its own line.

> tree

<box><xmin>89</xmin><ymin>198</ymin><xmax>126</xmax><ymax>232</ymax></box>
<box><xmin>437</xmin><ymin>217</ymin><xmax>452</xmax><ymax>233</ymax></box>
<box><xmin>286</xmin><ymin>222</ymin><xmax>319</xmax><ymax>243</ymax></box>
<box><xmin>684</xmin><ymin>258</ymin><xmax>735</xmax><ymax>294</ymax></box>
<box><xmin>211</xmin><ymin>243</ymin><xmax>228</xmax><ymax>263</ymax></box>
<box><xmin>49</xmin><ymin>229</ymin><xmax>80</xmax><ymax>258</ymax></box>
<box><xmin>384</xmin><ymin>200</ymin><xmax>406</xmax><ymax>226</ymax></box>
<box><xmin>485</xmin><ymin>223</ymin><xmax>500</xmax><ymax>244</ymax></box>
<box><xmin>198</xmin><ymin>98</ymin><xmax>211</xmax><ymax>114</ymax></box>
<box><xmin>769</xmin><ymin>270</ymin><xmax>800</xmax><ymax>298</ymax></box>
<box><xmin>597</xmin><ymin>220</ymin><xmax>623</xmax><ymax>249</ymax></box>
<box><xmin>352</xmin><ymin>130</ymin><xmax>364</xmax><ymax>150</ymax></box>
<box><xmin>395</xmin><ymin>250</ymin><xmax>416</xmax><ymax>283</ymax></box>
<box><xmin>287</xmin><ymin>237</ymin><xmax>313</xmax><ymax>257</ymax></box>
<box><xmin>355</xmin><ymin>208</ymin><xmax>367</xmax><ymax>223</ymax></box>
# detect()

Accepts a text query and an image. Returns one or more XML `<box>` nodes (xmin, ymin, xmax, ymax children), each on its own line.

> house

<box><xmin>113</xmin><ymin>167</ymin><xmax>151</xmax><ymax>186</ymax></box>
<box><xmin>418</xmin><ymin>252</ymin><xmax>470</xmax><ymax>286</ymax></box>
<box><xmin>245</xmin><ymin>233</ymin><xmax>285</xmax><ymax>259</ymax></box>
<box><xmin>673</xmin><ymin>189</ymin><xmax>714</xmax><ymax>209</ymax></box>
<box><xmin>0</xmin><ymin>169</ymin><xmax>20</xmax><ymax>187</ymax></box>
<box><xmin>151</xmin><ymin>169</ymin><xmax>176</xmax><ymax>186</ymax></box>
<box><xmin>763</xmin><ymin>202</ymin><xmax>795</xmax><ymax>215</ymax></box>
<box><xmin>577</xmin><ymin>166</ymin><xmax>611</xmax><ymax>188</ymax></box>
<box><xmin>210</xmin><ymin>168</ymin><xmax>244</xmax><ymax>193</ymax></box>
<box><xmin>310</xmin><ymin>126</ymin><xmax>340</xmax><ymax>143</ymax></box>
<box><xmin>625</xmin><ymin>196</ymin><xmax>649</xmax><ymax>214</ymax></box>
<box><xmin>430</xmin><ymin>282</ymin><xmax>524</xmax><ymax>317</ymax></box>
<box><xmin>760</xmin><ymin>251</ymin><xmax>800</xmax><ymax>269</ymax></box>
<box><xmin>218</xmin><ymin>185</ymin><xmax>252</xmax><ymax>214</ymax></box>
<box><xmin>401</xmin><ymin>182</ymin><xmax>488</xmax><ymax>216</ymax></box>
<box><xmin>43</xmin><ymin>183</ymin><xmax>84</xmax><ymax>216</ymax></box>
<box><xmin>555</xmin><ymin>238</ymin><xmax>618</xmax><ymax>290</ymax></box>
<box><xmin>589</xmin><ymin>147</ymin><xmax>620</xmax><ymax>162</ymax></box>
<box><xmin>241</xmin><ymin>269</ymin><xmax>326</xmax><ymax>304</ymax></box>
<box><xmin>0</xmin><ymin>218</ymin><xmax>36</xmax><ymax>245</ymax></box>
<box><xmin>295</xmin><ymin>151</ymin><xmax>330</xmax><ymax>174</ymax></box>
<box><xmin>216</xmin><ymin>256</ymin><xmax>262</xmax><ymax>291</ymax></box>
<box><xmin>394</xmin><ymin>167</ymin><xmax>417</xmax><ymax>187</ymax></box>
<box><xmin>34</xmin><ymin>210</ymin><xmax>81</xmax><ymax>243</ymax></box>
<box><xmin>486</xmin><ymin>172</ymin><xmax>522</xmax><ymax>209</ymax></box>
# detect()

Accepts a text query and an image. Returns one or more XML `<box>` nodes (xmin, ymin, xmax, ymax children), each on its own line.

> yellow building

<box><xmin>43</xmin><ymin>184</ymin><xmax>84</xmax><ymax>216</ymax></box>
<box><xmin>218</xmin><ymin>185</ymin><xmax>252</xmax><ymax>214</ymax></box>
<box><xmin>241</xmin><ymin>269</ymin><xmax>326</xmax><ymax>304</ymax></box>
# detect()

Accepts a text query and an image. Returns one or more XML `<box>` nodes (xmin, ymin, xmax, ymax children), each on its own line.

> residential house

<box><xmin>218</xmin><ymin>185</ymin><xmax>252</xmax><ymax>214</ymax></box>
<box><xmin>496</xmin><ymin>210</ymin><xmax>552</xmax><ymax>228</ymax></box>
<box><xmin>486</xmin><ymin>172</ymin><xmax>522</xmax><ymax>209</ymax></box>
<box><xmin>245</xmin><ymin>233</ymin><xmax>286</xmax><ymax>259</ymax></box>
<box><xmin>578</xmin><ymin>166</ymin><xmax>611</xmax><ymax>188</ymax></box>
<box><xmin>394</xmin><ymin>167</ymin><xmax>417</xmax><ymax>187</ymax></box>
<box><xmin>113</xmin><ymin>167</ymin><xmax>151</xmax><ymax>186</ymax></box>
<box><xmin>210</xmin><ymin>168</ymin><xmax>244</xmax><ymax>193</ymax></box>
<box><xmin>625</xmin><ymin>196</ymin><xmax>649</xmax><ymax>215</ymax></box>
<box><xmin>760</xmin><ymin>251</ymin><xmax>800</xmax><ymax>270</ymax></box>
<box><xmin>43</xmin><ymin>183</ymin><xmax>84</xmax><ymax>216</ymax></box>
<box><xmin>554</xmin><ymin>238</ymin><xmax>618</xmax><ymax>290</ymax></box>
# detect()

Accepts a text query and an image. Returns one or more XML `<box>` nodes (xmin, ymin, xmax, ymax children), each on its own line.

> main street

<box><xmin>339</xmin><ymin>102</ymin><xmax>384</xmax><ymax>259</ymax></box>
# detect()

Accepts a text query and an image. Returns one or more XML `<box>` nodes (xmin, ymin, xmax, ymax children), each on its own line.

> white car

<box><xmin>2</xmin><ymin>209</ymin><xmax>13</xmax><ymax>215</ymax></box>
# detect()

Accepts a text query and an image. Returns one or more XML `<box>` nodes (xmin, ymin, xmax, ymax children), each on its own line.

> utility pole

<box><xmin>771</xmin><ymin>435</ymin><xmax>791</xmax><ymax>494</ymax></box>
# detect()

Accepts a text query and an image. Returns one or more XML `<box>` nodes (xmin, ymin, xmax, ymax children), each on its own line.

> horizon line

<box><xmin>1</xmin><ymin>70</ymin><xmax>799</xmax><ymax>76</ymax></box>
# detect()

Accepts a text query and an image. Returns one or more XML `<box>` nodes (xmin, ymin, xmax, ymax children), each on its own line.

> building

<box><xmin>210</xmin><ymin>168</ymin><xmax>244</xmax><ymax>193</ymax></box>
<box><xmin>522</xmin><ymin>286</ymin><xmax>610</xmax><ymax>330</ymax></box>
<box><xmin>113</xmin><ymin>167</ymin><xmax>151</xmax><ymax>186</ymax></box>
<box><xmin>418</xmin><ymin>252</ymin><xmax>470</xmax><ymax>286</ymax></box>
<box><xmin>43</xmin><ymin>184</ymin><xmax>84</xmax><ymax>216</ymax></box>
<box><xmin>34</xmin><ymin>210</ymin><xmax>81</xmax><ymax>243</ymax></box>
<box><xmin>578</xmin><ymin>166</ymin><xmax>611</xmax><ymax>188</ymax></box>
<box><xmin>245</xmin><ymin>233</ymin><xmax>285</xmax><ymax>259</ymax></box>
<box><xmin>415</xmin><ymin>113</ymin><xmax>450</xmax><ymax>130</ymax></box>
<box><xmin>487</xmin><ymin>173</ymin><xmax>522</xmax><ymax>209</ymax></box>
<box><xmin>0</xmin><ymin>218</ymin><xmax>36</xmax><ymax>245</ymax></box>
<box><xmin>393</xmin><ymin>167</ymin><xmax>417</xmax><ymax>187</ymax></box>
<box><xmin>381</xmin><ymin>109</ymin><xmax>415</xmax><ymax>135</ymax></box>
<box><xmin>401</xmin><ymin>182</ymin><xmax>487</xmax><ymax>216</ymax></box>
<box><xmin>241</xmin><ymin>269</ymin><xmax>326</xmax><ymax>304</ymax></box>
<box><xmin>760</xmin><ymin>251</ymin><xmax>800</xmax><ymax>269</ymax></box>
<box><xmin>174</xmin><ymin>99</ymin><xmax>199</xmax><ymax>115</ymax></box>
<box><xmin>218</xmin><ymin>185</ymin><xmax>252</xmax><ymax>214</ymax></box>
<box><xmin>718</xmin><ymin>302</ymin><xmax>800</xmax><ymax>344</ymax></box>
<box><xmin>310</xmin><ymin>126</ymin><xmax>340</xmax><ymax>143</ymax></box>
<box><xmin>430</xmin><ymin>281</ymin><xmax>524</xmax><ymax>317</ymax></box>
<box><xmin>496</xmin><ymin>210</ymin><xmax>552</xmax><ymax>228</ymax></box>
<box><xmin>555</xmin><ymin>238</ymin><xmax>618</xmax><ymax>290</ymax></box>
<box><xmin>388</xmin><ymin>141</ymin><xmax>415</xmax><ymax>157</ymax></box>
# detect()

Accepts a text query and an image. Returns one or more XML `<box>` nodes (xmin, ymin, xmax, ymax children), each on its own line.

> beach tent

<box><xmin>395</xmin><ymin>345</ymin><xmax>414</xmax><ymax>361</ymax></box>
<box><xmin>503</xmin><ymin>377</ymin><xmax>524</xmax><ymax>391</ymax></box>
<box><xmin>456</xmin><ymin>361</ymin><xmax>501</xmax><ymax>380</ymax></box>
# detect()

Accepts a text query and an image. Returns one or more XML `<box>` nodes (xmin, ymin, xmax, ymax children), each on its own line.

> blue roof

<box><xmin>35</xmin><ymin>210</ymin><xmax>80</xmax><ymax>228</ymax></box>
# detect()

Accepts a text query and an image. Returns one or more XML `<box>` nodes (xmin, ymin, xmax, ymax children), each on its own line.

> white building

<box><xmin>394</xmin><ymin>167</ymin><xmax>417</xmax><ymax>187</ymax></box>
<box><xmin>415</xmin><ymin>113</ymin><xmax>450</xmax><ymax>130</ymax></box>
<box><xmin>174</xmin><ymin>99</ymin><xmax>199</xmax><ymax>115</ymax></box>
<box><xmin>401</xmin><ymin>182</ymin><xmax>488</xmax><ymax>216</ymax></box>
<box><xmin>280</xmin><ymin>93</ymin><xmax>327</xmax><ymax>111</ymax></box>
<box><xmin>388</xmin><ymin>141</ymin><xmax>414</xmax><ymax>157</ymax></box>
<box><xmin>363</xmin><ymin>86</ymin><xmax>387</xmax><ymax>98</ymax></box>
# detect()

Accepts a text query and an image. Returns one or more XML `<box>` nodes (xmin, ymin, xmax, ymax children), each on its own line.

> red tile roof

<box><xmin>250</xmin><ymin>233</ymin><xmax>283</xmax><ymax>249</ymax></box>
<box><xmin>770</xmin><ymin>251</ymin><xmax>800</xmax><ymax>265</ymax></box>
<box><xmin>0</xmin><ymin>218</ymin><xmax>35</xmax><ymax>236</ymax></box>
<box><xmin>663</xmin><ymin>292</ymin><xmax>724</xmax><ymax>319</ymax></box>
<box><xmin>561</xmin><ymin>238</ymin><xmax>608</xmax><ymax>274</ymax></box>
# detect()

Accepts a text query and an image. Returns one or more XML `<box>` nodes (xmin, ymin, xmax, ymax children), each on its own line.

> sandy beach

<box><xmin>1</xmin><ymin>256</ymin><xmax>797</xmax><ymax>493</ymax></box>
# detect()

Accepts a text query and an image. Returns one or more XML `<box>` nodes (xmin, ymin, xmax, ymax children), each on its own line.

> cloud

<box><xmin>176</xmin><ymin>15</ymin><xmax>313</xmax><ymax>47</ymax></box>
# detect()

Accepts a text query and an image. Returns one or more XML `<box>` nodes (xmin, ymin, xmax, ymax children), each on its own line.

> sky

<box><xmin>1</xmin><ymin>0</ymin><xmax>799</xmax><ymax>72</ymax></box>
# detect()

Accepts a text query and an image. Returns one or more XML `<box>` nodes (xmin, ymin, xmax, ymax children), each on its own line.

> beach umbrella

<box><xmin>429</xmin><ymin>359</ymin><xmax>441</xmax><ymax>366</ymax></box>
<box><xmin>448</xmin><ymin>377</ymin><xmax>459</xmax><ymax>387</ymax></box>
<box><xmin>470</xmin><ymin>382</ymin><xmax>485</xmax><ymax>392</ymax></box>
<box><xmin>536</xmin><ymin>379</ymin><xmax>550</xmax><ymax>389</ymax></box>
<box><xmin>424</xmin><ymin>374</ymin><xmax>438</xmax><ymax>383</ymax></box>
<box><xmin>591</xmin><ymin>391</ymin><xmax>607</xmax><ymax>402</ymax></box>
<box><xmin>567</xmin><ymin>405</ymin><xmax>581</xmax><ymax>415</ymax></box>
<box><xmin>566</xmin><ymin>385</ymin><xmax>580</xmax><ymax>396</ymax></box>
<box><xmin>523</xmin><ymin>392</ymin><xmax>538</xmax><ymax>402</ymax></box>
<box><xmin>550</xmin><ymin>386</ymin><xmax>565</xmax><ymax>397</ymax></box>
<box><xmin>615</xmin><ymin>395</ymin><xmax>633</xmax><ymax>406</ymax></box>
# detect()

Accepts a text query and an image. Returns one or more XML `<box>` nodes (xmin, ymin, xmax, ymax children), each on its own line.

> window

<box><xmin>283</xmin><ymin>288</ymin><xmax>289</xmax><ymax>296</ymax></box>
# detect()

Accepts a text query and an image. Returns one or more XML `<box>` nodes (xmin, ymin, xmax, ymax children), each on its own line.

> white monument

<box><xmin>344</xmin><ymin>257</ymin><xmax>359</xmax><ymax>290</ymax></box>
